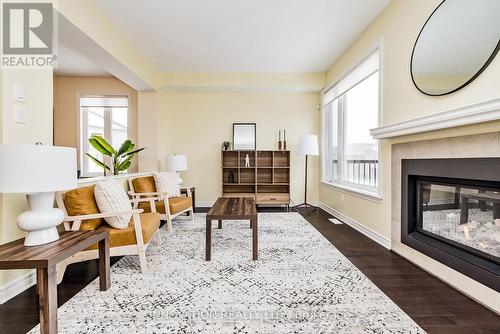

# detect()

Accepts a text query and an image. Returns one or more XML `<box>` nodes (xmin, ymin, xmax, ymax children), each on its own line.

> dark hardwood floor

<box><xmin>0</xmin><ymin>207</ymin><xmax>498</xmax><ymax>333</ymax></box>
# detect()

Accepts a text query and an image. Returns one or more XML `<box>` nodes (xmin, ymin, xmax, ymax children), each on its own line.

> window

<box><xmin>322</xmin><ymin>50</ymin><xmax>380</xmax><ymax>195</ymax></box>
<box><xmin>80</xmin><ymin>96</ymin><xmax>129</xmax><ymax>177</ymax></box>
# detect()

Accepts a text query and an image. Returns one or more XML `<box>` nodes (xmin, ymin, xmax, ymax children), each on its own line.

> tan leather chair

<box><xmin>55</xmin><ymin>183</ymin><xmax>161</xmax><ymax>283</ymax></box>
<box><xmin>128</xmin><ymin>175</ymin><xmax>194</xmax><ymax>232</ymax></box>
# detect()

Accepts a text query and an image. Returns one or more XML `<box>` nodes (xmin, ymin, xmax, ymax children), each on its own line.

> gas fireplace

<box><xmin>401</xmin><ymin>158</ymin><xmax>500</xmax><ymax>291</ymax></box>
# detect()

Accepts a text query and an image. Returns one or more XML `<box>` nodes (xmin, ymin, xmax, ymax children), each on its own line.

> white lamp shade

<box><xmin>0</xmin><ymin>144</ymin><xmax>77</xmax><ymax>193</ymax></box>
<box><xmin>166</xmin><ymin>154</ymin><xmax>188</xmax><ymax>172</ymax></box>
<box><xmin>297</xmin><ymin>135</ymin><xmax>319</xmax><ymax>156</ymax></box>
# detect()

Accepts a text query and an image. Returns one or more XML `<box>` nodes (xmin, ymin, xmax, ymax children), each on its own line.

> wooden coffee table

<box><xmin>0</xmin><ymin>230</ymin><xmax>110</xmax><ymax>334</ymax></box>
<box><xmin>205</xmin><ymin>197</ymin><xmax>258</xmax><ymax>260</ymax></box>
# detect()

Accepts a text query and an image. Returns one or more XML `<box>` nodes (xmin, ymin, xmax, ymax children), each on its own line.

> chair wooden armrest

<box><xmin>64</xmin><ymin>209</ymin><xmax>144</xmax><ymax>222</ymax></box>
<box><xmin>128</xmin><ymin>191</ymin><xmax>169</xmax><ymax>197</ymax></box>
<box><xmin>130</xmin><ymin>197</ymin><xmax>162</xmax><ymax>203</ymax></box>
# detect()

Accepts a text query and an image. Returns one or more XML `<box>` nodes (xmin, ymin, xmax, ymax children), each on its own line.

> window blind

<box><xmin>323</xmin><ymin>50</ymin><xmax>379</xmax><ymax>106</ymax></box>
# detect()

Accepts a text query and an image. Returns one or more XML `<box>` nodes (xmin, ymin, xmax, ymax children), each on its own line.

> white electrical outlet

<box><xmin>14</xmin><ymin>105</ymin><xmax>26</xmax><ymax>124</ymax></box>
<box><xmin>14</xmin><ymin>84</ymin><xmax>25</xmax><ymax>103</ymax></box>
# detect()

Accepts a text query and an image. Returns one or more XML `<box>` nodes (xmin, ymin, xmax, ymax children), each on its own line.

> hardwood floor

<box><xmin>0</xmin><ymin>207</ymin><xmax>498</xmax><ymax>333</ymax></box>
<box><xmin>300</xmin><ymin>208</ymin><xmax>500</xmax><ymax>334</ymax></box>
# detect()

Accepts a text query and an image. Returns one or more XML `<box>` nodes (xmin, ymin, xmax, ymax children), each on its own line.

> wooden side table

<box><xmin>0</xmin><ymin>230</ymin><xmax>110</xmax><ymax>334</ymax></box>
<box><xmin>181</xmin><ymin>186</ymin><xmax>196</xmax><ymax>213</ymax></box>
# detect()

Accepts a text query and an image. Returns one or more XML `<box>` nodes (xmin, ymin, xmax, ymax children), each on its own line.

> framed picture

<box><xmin>233</xmin><ymin>123</ymin><xmax>256</xmax><ymax>150</ymax></box>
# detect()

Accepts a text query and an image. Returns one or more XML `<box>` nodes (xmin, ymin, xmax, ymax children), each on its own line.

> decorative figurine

<box><xmin>222</xmin><ymin>141</ymin><xmax>231</xmax><ymax>151</ymax></box>
<box><xmin>278</xmin><ymin>130</ymin><xmax>282</xmax><ymax>150</ymax></box>
<box><xmin>228</xmin><ymin>171</ymin><xmax>235</xmax><ymax>183</ymax></box>
<box><xmin>245</xmin><ymin>154</ymin><xmax>250</xmax><ymax>167</ymax></box>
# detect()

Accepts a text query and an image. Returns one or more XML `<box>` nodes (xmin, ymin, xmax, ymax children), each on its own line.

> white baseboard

<box><xmin>318</xmin><ymin>202</ymin><xmax>391</xmax><ymax>250</ymax></box>
<box><xmin>0</xmin><ymin>270</ymin><xmax>36</xmax><ymax>304</ymax></box>
<box><xmin>197</xmin><ymin>200</ymin><xmax>318</xmax><ymax>208</ymax></box>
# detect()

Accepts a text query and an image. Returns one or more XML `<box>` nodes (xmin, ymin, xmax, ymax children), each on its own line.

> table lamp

<box><xmin>0</xmin><ymin>144</ymin><xmax>77</xmax><ymax>246</ymax></box>
<box><xmin>166</xmin><ymin>154</ymin><xmax>188</xmax><ymax>185</ymax></box>
<box><xmin>293</xmin><ymin>135</ymin><xmax>319</xmax><ymax>212</ymax></box>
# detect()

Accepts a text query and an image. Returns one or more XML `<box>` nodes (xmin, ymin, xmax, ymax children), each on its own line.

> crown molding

<box><xmin>370</xmin><ymin>98</ymin><xmax>500</xmax><ymax>139</ymax></box>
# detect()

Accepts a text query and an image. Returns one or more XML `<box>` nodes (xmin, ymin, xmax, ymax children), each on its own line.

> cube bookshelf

<box><xmin>222</xmin><ymin>150</ymin><xmax>290</xmax><ymax>205</ymax></box>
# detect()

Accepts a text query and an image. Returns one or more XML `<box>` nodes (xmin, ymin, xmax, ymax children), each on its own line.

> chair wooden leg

<box><xmin>190</xmin><ymin>208</ymin><xmax>194</xmax><ymax>221</ymax></box>
<box><xmin>155</xmin><ymin>231</ymin><xmax>161</xmax><ymax>246</ymax></box>
<box><xmin>166</xmin><ymin>216</ymin><xmax>173</xmax><ymax>232</ymax></box>
<box><xmin>138</xmin><ymin>246</ymin><xmax>148</xmax><ymax>273</ymax></box>
<box><xmin>55</xmin><ymin>262</ymin><xmax>68</xmax><ymax>285</ymax></box>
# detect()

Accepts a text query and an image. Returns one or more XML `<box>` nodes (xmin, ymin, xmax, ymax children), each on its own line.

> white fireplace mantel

<box><xmin>370</xmin><ymin>98</ymin><xmax>500</xmax><ymax>139</ymax></box>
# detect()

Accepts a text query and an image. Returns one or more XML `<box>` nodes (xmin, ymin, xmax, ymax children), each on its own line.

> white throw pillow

<box><xmin>94</xmin><ymin>180</ymin><xmax>132</xmax><ymax>229</ymax></box>
<box><xmin>153</xmin><ymin>171</ymin><xmax>180</xmax><ymax>198</ymax></box>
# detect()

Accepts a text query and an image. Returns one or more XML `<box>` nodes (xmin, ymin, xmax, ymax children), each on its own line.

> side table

<box><xmin>0</xmin><ymin>230</ymin><xmax>110</xmax><ymax>334</ymax></box>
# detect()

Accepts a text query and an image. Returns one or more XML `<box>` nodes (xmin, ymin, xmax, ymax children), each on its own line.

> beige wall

<box><xmin>53</xmin><ymin>76</ymin><xmax>139</xmax><ymax>172</ymax></box>
<box><xmin>137</xmin><ymin>92</ymin><xmax>161</xmax><ymax>171</ymax></box>
<box><xmin>320</xmin><ymin>0</ymin><xmax>500</xmax><ymax>240</ymax></box>
<box><xmin>159</xmin><ymin>91</ymin><xmax>320</xmax><ymax>205</ymax></box>
<box><xmin>319</xmin><ymin>0</ymin><xmax>500</xmax><ymax>310</ymax></box>
<box><xmin>1</xmin><ymin>68</ymin><xmax>53</xmax><ymax>290</ymax></box>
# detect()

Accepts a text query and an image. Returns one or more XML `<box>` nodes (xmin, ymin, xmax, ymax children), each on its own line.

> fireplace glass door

<box><xmin>417</xmin><ymin>181</ymin><xmax>500</xmax><ymax>261</ymax></box>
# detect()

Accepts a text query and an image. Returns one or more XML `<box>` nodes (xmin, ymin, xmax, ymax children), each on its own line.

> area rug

<box><xmin>29</xmin><ymin>213</ymin><xmax>424</xmax><ymax>333</ymax></box>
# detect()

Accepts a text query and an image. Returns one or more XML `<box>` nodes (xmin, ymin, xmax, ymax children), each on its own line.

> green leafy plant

<box><xmin>86</xmin><ymin>135</ymin><xmax>145</xmax><ymax>176</ymax></box>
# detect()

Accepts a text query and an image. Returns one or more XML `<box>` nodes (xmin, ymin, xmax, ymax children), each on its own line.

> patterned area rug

<box><xmin>30</xmin><ymin>213</ymin><xmax>424</xmax><ymax>333</ymax></box>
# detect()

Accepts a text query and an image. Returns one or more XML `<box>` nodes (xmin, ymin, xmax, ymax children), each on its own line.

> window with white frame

<box><xmin>80</xmin><ymin>96</ymin><xmax>129</xmax><ymax>177</ymax></box>
<box><xmin>322</xmin><ymin>50</ymin><xmax>380</xmax><ymax>195</ymax></box>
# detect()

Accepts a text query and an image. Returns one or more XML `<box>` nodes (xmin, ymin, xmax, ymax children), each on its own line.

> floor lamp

<box><xmin>293</xmin><ymin>135</ymin><xmax>319</xmax><ymax>213</ymax></box>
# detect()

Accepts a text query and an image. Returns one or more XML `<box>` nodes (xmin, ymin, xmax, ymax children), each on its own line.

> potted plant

<box><xmin>86</xmin><ymin>135</ymin><xmax>145</xmax><ymax>176</ymax></box>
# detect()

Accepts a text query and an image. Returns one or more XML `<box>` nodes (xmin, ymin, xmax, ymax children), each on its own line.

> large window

<box><xmin>80</xmin><ymin>96</ymin><xmax>129</xmax><ymax>177</ymax></box>
<box><xmin>322</xmin><ymin>50</ymin><xmax>380</xmax><ymax>195</ymax></box>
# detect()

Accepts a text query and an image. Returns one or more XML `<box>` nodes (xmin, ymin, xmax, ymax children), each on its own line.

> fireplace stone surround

<box><xmin>392</xmin><ymin>132</ymin><xmax>500</xmax><ymax>313</ymax></box>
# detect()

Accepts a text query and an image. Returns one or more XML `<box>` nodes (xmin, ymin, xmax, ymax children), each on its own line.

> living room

<box><xmin>0</xmin><ymin>0</ymin><xmax>499</xmax><ymax>333</ymax></box>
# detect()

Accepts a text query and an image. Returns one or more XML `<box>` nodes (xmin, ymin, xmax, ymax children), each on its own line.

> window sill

<box><xmin>320</xmin><ymin>181</ymin><xmax>383</xmax><ymax>203</ymax></box>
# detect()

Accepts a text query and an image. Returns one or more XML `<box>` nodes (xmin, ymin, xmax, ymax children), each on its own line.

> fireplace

<box><xmin>401</xmin><ymin>158</ymin><xmax>500</xmax><ymax>291</ymax></box>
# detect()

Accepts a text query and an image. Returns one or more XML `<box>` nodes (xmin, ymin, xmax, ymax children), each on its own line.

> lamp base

<box><xmin>24</xmin><ymin>227</ymin><xmax>59</xmax><ymax>246</ymax></box>
<box><xmin>176</xmin><ymin>171</ymin><xmax>183</xmax><ymax>186</ymax></box>
<box><xmin>292</xmin><ymin>202</ymin><xmax>317</xmax><ymax>215</ymax></box>
<box><xmin>17</xmin><ymin>192</ymin><xmax>62</xmax><ymax>246</ymax></box>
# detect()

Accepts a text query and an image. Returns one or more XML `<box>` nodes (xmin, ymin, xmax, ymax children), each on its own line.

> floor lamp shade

<box><xmin>0</xmin><ymin>144</ymin><xmax>77</xmax><ymax>246</ymax></box>
<box><xmin>297</xmin><ymin>135</ymin><xmax>319</xmax><ymax>156</ymax></box>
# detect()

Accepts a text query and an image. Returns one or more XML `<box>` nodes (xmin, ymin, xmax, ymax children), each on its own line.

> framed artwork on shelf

<box><xmin>233</xmin><ymin>123</ymin><xmax>256</xmax><ymax>150</ymax></box>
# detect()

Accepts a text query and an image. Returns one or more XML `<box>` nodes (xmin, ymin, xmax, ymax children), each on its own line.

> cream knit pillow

<box><xmin>94</xmin><ymin>180</ymin><xmax>132</xmax><ymax>229</ymax></box>
<box><xmin>153</xmin><ymin>171</ymin><xmax>180</xmax><ymax>198</ymax></box>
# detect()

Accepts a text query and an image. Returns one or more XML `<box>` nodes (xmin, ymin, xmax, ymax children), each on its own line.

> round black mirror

<box><xmin>411</xmin><ymin>0</ymin><xmax>500</xmax><ymax>96</ymax></box>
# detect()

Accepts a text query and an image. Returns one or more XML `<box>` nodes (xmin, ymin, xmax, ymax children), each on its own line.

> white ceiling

<box><xmin>93</xmin><ymin>0</ymin><xmax>390</xmax><ymax>73</ymax></box>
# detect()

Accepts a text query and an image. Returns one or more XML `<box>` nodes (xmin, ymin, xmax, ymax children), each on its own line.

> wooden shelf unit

<box><xmin>222</xmin><ymin>150</ymin><xmax>290</xmax><ymax>205</ymax></box>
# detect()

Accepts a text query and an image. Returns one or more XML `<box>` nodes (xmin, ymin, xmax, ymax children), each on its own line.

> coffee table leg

<box><xmin>37</xmin><ymin>266</ymin><xmax>57</xmax><ymax>334</ymax></box>
<box><xmin>98</xmin><ymin>236</ymin><xmax>110</xmax><ymax>291</ymax></box>
<box><xmin>218</xmin><ymin>220</ymin><xmax>222</xmax><ymax>229</ymax></box>
<box><xmin>252</xmin><ymin>216</ymin><xmax>258</xmax><ymax>260</ymax></box>
<box><xmin>206</xmin><ymin>218</ymin><xmax>212</xmax><ymax>261</ymax></box>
